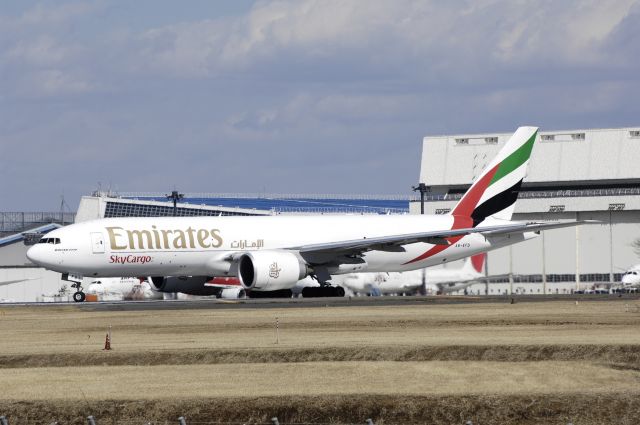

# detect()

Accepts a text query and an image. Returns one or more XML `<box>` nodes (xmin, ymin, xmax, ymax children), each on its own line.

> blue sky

<box><xmin>1</xmin><ymin>0</ymin><xmax>639</xmax><ymax>210</ymax></box>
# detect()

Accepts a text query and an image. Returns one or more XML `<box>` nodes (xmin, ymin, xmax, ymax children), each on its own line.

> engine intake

<box><xmin>238</xmin><ymin>251</ymin><xmax>308</xmax><ymax>291</ymax></box>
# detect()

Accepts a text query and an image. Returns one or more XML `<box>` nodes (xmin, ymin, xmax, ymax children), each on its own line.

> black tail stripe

<box><xmin>470</xmin><ymin>179</ymin><xmax>523</xmax><ymax>227</ymax></box>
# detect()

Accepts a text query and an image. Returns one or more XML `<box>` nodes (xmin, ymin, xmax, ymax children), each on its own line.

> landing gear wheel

<box><xmin>301</xmin><ymin>285</ymin><xmax>345</xmax><ymax>298</ymax></box>
<box><xmin>73</xmin><ymin>291</ymin><xmax>86</xmax><ymax>302</ymax></box>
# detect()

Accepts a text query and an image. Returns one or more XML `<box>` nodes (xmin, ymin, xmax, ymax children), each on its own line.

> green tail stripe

<box><xmin>489</xmin><ymin>131</ymin><xmax>537</xmax><ymax>186</ymax></box>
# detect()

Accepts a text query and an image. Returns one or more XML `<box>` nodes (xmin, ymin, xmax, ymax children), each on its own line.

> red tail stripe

<box><xmin>403</xmin><ymin>215</ymin><xmax>472</xmax><ymax>265</ymax></box>
<box><xmin>451</xmin><ymin>164</ymin><xmax>500</xmax><ymax>217</ymax></box>
<box><xmin>403</xmin><ymin>164</ymin><xmax>499</xmax><ymax>266</ymax></box>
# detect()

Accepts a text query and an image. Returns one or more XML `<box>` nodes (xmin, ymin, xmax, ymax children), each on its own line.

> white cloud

<box><xmin>33</xmin><ymin>69</ymin><xmax>94</xmax><ymax>95</ymax></box>
<box><xmin>1</xmin><ymin>0</ymin><xmax>639</xmax><ymax>209</ymax></box>
<box><xmin>19</xmin><ymin>1</ymin><xmax>101</xmax><ymax>27</ymax></box>
<box><xmin>120</xmin><ymin>0</ymin><xmax>637</xmax><ymax>85</ymax></box>
<box><xmin>7</xmin><ymin>35</ymin><xmax>84</xmax><ymax>66</ymax></box>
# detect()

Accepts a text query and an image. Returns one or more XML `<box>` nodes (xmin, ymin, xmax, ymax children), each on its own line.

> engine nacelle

<box><xmin>150</xmin><ymin>276</ymin><xmax>219</xmax><ymax>296</ymax></box>
<box><xmin>238</xmin><ymin>251</ymin><xmax>308</xmax><ymax>291</ymax></box>
<box><xmin>219</xmin><ymin>287</ymin><xmax>246</xmax><ymax>299</ymax></box>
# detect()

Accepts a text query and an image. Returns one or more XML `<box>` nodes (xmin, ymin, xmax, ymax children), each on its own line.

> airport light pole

<box><xmin>412</xmin><ymin>183</ymin><xmax>429</xmax><ymax>295</ymax></box>
<box><xmin>166</xmin><ymin>190</ymin><xmax>184</xmax><ymax>217</ymax></box>
<box><xmin>412</xmin><ymin>183</ymin><xmax>428</xmax><ymax>215</ymax></box>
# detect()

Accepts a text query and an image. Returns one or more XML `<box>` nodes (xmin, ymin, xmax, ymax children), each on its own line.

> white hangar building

<box><xmin>412</xmin><ymin>126</ymin><xmax>640</xmax><ymax>292</ymax></box>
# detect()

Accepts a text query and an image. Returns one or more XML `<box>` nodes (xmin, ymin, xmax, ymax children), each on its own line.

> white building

<box><xmin>412</xmin><ymin>126</ymin><xmax>640</xmax><ymax>293</ymax></box>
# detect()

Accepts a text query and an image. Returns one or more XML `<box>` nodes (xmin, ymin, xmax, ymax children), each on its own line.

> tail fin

<box><xmin>464</xmin><ymin>252</ymin><xmax>487</xmax><ymax>273</ymax></box>
<box><xmin>451</xmin><ymin>126</ymin><xmax>538</xmax><ymax>226</ymax></box>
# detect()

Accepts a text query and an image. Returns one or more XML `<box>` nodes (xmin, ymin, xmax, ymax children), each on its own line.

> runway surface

<box><xmin>2</xmin><ymin>293</ymin><xmax>640</xmax><ymax>311</ymax></box>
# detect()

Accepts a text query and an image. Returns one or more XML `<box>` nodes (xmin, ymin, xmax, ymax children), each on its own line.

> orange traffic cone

<box><xmin>103</xmin><ymin>333</ymin><xmax>111</xmax><ymax>350</ymax></box>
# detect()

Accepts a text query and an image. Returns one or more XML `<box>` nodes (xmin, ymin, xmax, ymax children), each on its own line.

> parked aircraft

<box><xmin>27</xmin><ymin>126</ymin><xmax>593</xmax><ymax>301</ymax></box>
<box><xmin>87</xmin><ymin>276</ymin><xmax>247</xmax><ymax>300</ymax></box>
<box><xmin>86</xmin><ymin>277</ymin><xmax>162</xmax><ymax>301</ymax></box>
<box><xmin>0</xmin><ymin>278</ymin><xmax>38</xmax><ymax>287</ymax></box>
<box><xmin>619</xmin><ymin>264</ymin><xmax>640</xmax><ymax>290</ymax></box>
<box><xmin>297</xmin><ymin>254</ymin><xmax>486</xmax><ymax>296</ymax></box>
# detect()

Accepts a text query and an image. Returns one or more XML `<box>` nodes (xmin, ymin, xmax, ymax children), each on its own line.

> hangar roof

<box><xmin>420</xmin><ymin>127</ymin><xmax>640</xmax><ymax>188</ymax></box>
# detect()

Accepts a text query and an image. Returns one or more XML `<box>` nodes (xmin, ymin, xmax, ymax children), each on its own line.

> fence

<box><xmin>0</xmin><ymin>212</ymin><xmax>75</xmax><ymax>236</ymax></box>
<box><xmin>418</xmin><ymin>187</ymin><xmax>640</xmax><ymax>202</ymax></box>
<box><xmin>0</xmin><ymin>417</ymin><xmax>381</xmax><ymax>425</ymax></box>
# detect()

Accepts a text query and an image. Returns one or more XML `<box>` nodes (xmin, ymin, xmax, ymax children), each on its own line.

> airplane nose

<box><xmin>26</xmin><ymin>245</ymin><xmax>42</xmax><ymax>265</ymax></box>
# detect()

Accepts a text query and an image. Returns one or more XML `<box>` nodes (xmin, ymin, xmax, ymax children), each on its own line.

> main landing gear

<box><xmin>71</xmin><ymin>282</ymin><xmax>86</xmax><ymax>302</ymax></box>
<box><xmin>301</xmin><ymin>285</ymin><xmax>345</xmax><ymax>298</ymax></box>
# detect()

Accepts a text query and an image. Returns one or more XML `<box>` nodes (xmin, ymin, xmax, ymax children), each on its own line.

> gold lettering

<box><xmin>197</xmin><ymin>229</ymin><xmax>210</xmax><ymax>248</ymax></box>
<box><xmin>127</xmin><ymin>230</ymin><xmax>154</xmax><ymax>250</ymax></box>
<box><xmin>161</xmin><ymin>230</ymin><xmax>173</xmax><ymax>249</ymax></box>
<box><xmin>173</xmin><ymin>229</ymin><xmax>187</xmax><ymax>249</ymax></box>
<box><xmin>211</xmin><ymin>229</ymin><xmax>223</xmax><ymax>248</ymax></box>
<box><xmin>106</xmin><ymin>227</ymin><xmax>127</xmax><ymax>250</ymax></box>
<box><xmin>151</xmin><ymin>225</ymin><xmax>162</xmax><ymax>249</ymax></box>
<box><xmin>186</xmin><ymin>227</ymin><xmax>196</xmax><ymax>249</ymax></box>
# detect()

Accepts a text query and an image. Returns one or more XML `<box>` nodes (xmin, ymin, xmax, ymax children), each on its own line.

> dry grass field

<box><xmin>1</xmin><ymin>299</ymin><xmax>640</xmax><ymax>424</ymax></box>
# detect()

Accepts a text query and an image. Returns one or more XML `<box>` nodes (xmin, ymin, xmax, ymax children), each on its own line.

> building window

<box><xmin>485</xmin><ymin>137</ymin><xmax>498</xmax><ymax>144</ymax></box>
<box><xmin>571</xmin><ymin>133</ymin><xmax>585</xmax><ymax>140</ymax></box>
<box><xmin>541</xmin><ymin>134</ymin><xmax>555</xmax><ymax>141</ymax></box>
<box><xmin>630</xmin><ymin>130</ymin><xmax>640</xmax><ymax>138</ymax></box>
<box><xmin>455</xmin><ymin>138</ymin><xmax>469</xmax><ymax>145</ymax></box>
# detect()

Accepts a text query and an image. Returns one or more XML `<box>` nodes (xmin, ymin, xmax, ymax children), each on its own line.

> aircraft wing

<box><xmin>0</xmin><ymin>278</ymin><xmax>38</xmax><ymax>287</ymax></box>
<box><xmin>293</xmin><ymin>220</ymin><xmax>596</xmax><ymax>258</ymax></box>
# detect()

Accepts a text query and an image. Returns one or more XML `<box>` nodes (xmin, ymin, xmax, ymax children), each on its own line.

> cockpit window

<box><xmin>38</xmin><ymin>238</ymin><xmax>61</xmax><ymax>244</ymax></box>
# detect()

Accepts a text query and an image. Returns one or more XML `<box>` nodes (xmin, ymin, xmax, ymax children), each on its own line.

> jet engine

<box><xmin>219</xmin><ymin>287</ymin><xmax>246</xmax><ymax>299</ymax></box>
<box><xmin>238</xmin><ymin>251</ymin><xmax>309</xmax><ymax>291</ymax></box>
<box><xmin>150</xmin><ymin>276</ymin><xmax>219</xmax><ymax>296</ymax></box>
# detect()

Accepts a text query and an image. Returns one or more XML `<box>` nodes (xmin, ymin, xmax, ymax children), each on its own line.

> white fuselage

<box><xmin>27</xmin><ymin>215</ymin><xmax>532</xmax><ymax>279</ymax></box>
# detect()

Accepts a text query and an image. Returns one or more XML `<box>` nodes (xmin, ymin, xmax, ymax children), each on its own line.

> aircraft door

<box><xmin>91</xmin><ymin>232</ymin><xmax>105</xmax><ymax>254</ymax></box>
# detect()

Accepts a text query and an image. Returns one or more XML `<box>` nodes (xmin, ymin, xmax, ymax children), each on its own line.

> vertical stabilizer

<box><xmin>451</xmin><ymin>126</ymin><xmax>538</xmax><ymax>226</ymax></box>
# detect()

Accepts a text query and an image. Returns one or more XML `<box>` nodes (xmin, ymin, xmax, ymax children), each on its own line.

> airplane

<box><xmin>617</xmin><ymin>264</ymin><xmax>640</xmax><ymax>292</ymax></box>
<box><xmin>26</xmin><ymin>126</ymin><xmax>594</xmax><ymax>301</ymax></box>
<box><xmin>87</xmin><ymin>276</ymin><xmax>247</xmax><ymax>300</ymax></box>
<box><xmin>422</xmin><ymin>253</ymin><xmax>487</xmax><ymax>295</ymax></box>
<box><xmin>0</xmin><ymin>278</ymin><xmax>38</xmax><ymax>287</ymax></box>
<box><xmin>296</xmin><ymin>253</ymin><xmax>487</xmax><ymax>297</ymax></box>
<box><xmin>86</xmin><ymin>277</ymin><xmax>162</xmax><ymax>301</ymax></box>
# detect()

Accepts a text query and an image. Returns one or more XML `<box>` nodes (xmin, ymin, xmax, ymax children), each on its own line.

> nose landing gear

<box><xmin>71</xmin><ymin>282</ymin><xmax>86</xmax><ymax>302</ymax></box>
